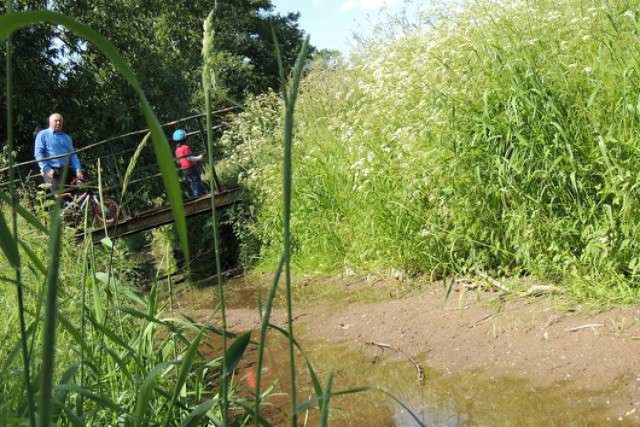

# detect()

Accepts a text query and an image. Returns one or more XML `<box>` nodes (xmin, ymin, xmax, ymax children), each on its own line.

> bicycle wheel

<box><xmin>93</xmin><ymin>197</ymin><xmax>120</xmax><ymax>225</ymax></box>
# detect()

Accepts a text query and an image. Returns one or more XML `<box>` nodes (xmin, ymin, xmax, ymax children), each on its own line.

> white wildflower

<box><xmin>419</xmin><ymin>228</ymin><xmax>429</xmax><ymax>237</ymax></box>
<box><xmin>624</xmin><ymin>10</ymin><xmax>635</xmax><ymax>19</ymax></box>
<box><xmin>583</xmin><ymin>66</ymin><xmax>593</xmax><ymax>74</ymax></box>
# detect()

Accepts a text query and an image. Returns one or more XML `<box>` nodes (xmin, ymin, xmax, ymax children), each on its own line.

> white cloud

<box><xmin>338</xmin><ymin>0</ymin><xmax>402</xmax><ymax>13</ymax></box>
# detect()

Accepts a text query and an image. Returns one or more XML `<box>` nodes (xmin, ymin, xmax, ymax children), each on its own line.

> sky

<box><xmin>271</xmin><ymin>0</ymin><xmax>411</xmax><ymax>54</ymax></box>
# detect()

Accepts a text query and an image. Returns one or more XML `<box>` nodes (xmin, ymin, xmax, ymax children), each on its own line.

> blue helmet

<box><xmin>172</xmin><ymin>129</ymin><xmax>187</xmax><ymax>142</ymax></box>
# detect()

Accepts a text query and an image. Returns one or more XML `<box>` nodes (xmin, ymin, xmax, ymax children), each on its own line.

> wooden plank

<box><xmin>82</xmin><ymin>188</ymin><xmax>241</xmax><ymax>243</ymax></box>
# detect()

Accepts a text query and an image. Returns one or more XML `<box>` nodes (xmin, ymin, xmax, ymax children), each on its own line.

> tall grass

<box><xmin>222</xmin><ymin>0</ymin><xmax>640</xmax><ymax>304</ymax></box>
<box><xmin>3</xmin><ymin>1</ymin><xmax>36</xmax><ymax>425</ymax></box>
<box><xmin>201</xmin><ymin>9</ymin><xmax>231</xmax><ymax>424</ymax></box>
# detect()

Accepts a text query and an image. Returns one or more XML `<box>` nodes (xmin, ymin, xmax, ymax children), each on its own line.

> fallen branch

<box><xmin>564</xmin><ymin>323</ymin><xmax>604</xmax><ymax>332</ymax></box>
<box><xmin>364</xmin><ymin>341</ymin><xmax>425</xmax><ymax>385</ymax></box>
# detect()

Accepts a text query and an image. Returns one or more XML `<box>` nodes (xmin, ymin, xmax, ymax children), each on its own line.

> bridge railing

<box><xmin>0</xmin><ymin>107</ymin><xmax>237</xmax><ymax>216</ymax></box>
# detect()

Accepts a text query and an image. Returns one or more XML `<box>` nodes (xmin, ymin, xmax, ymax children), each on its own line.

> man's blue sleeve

<box><xmin>67</xmin><ymin>136</ymin><xmax>82</xmax><ymax>172</ymax></box>
<box><xmin>34</xmin><ymin>132</ymin><xmax>51</xmax><ymax>173</ymax></box>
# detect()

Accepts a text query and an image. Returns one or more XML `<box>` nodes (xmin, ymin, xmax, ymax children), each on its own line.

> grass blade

<box><xmin>178</xmin><ymin>399</ymin><xmax>216</xmax><ymax>427</ymax></box>
<box><xmin>38</xmin><ymin>192</ymin><xmax>64</xmax><ymax>427</ymax></box>
<box><xmin>275</xmin><ymin>33</ymin><xmax>310</xmax><ymax>427</ymax></box>
<box><xmin>224</xmin><ymin>331</ymin><xmax>252</xmax><ymax>384</ymax></box>
<box><xmin>0</xmin><ymin>209</ymin><xmax>19</xmax><ymax>268</ymax></box>
<box><xmin>54</xmin><ymin>384</ymin><xmax>123</xmax><ymax>413</ymax></box>
<box><xmin>320</xmin><ymin>370</ymin><xmax>334</xmax><ymax>426</ymax></box>
<box><xmin>162</xmin><ymin>330</ymin><xmax>204</xmax><ymax>427</ymax></box>
<box><xmin>133</xmin><ymin>362</ymin><xmax>173</xmax><ymax>427</ymax></box>
<box><xmin>0</xmin><ymin>191</ymin><xmax>47</xmax><ymax>234</ymax></box>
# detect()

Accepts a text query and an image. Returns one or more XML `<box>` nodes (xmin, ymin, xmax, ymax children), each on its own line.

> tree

<box><xmin>2</xmin><ymin>0</ymin><xmax>313</xmax><ymax>164</ymax></box>
<box><xmin>0</xmin><ymin>0</ymin><xmax>65</xmax><ymax>165</ymax></box>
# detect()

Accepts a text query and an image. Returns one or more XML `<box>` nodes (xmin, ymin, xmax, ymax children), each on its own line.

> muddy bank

<box><xmin>174</xmin><ymin>274</ymin><xmax>640</xmax><ymax>424</ymax></box>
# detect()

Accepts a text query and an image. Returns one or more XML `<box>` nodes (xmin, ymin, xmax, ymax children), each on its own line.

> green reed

<box><xmin>3</xmin><ymin>1</ymin><xmax>36</xmax><ymax>425</ymax></box>
<box><xmin>201</xmin><ymin>9</ymin><xmax>230</xmax><ymax>424</ymax></box>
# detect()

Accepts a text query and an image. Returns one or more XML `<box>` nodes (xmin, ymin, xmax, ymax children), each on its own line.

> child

<box><xmin>173</xmin><ymin>128</ymin><xmax>206</xmax><ymax>198</ymax></box>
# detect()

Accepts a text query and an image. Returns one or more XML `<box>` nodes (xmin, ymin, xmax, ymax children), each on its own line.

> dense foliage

<box><xmin>223</xmin><ymin>0</ymin><xmax>640</xmax><ymax>302</ymax></box>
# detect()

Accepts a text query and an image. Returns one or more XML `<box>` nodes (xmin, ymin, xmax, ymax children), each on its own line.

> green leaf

<box><xmin>57</xmin><ymin>313</ymin><xmax>92</xmax><ymax>354</ymax></box>
<box><xmin>133</xmin><ymin>362</ymin><xmax>173</xmax><ymax>427</ymax></box>
<box><xmin>0</xmin><ymin>190</ymin><xmax>47</xmax><ymax>233</ymax></box>
<box><xmin>52</xmin><ymin>364</ymin><xmax>80</xmax><ymax>421</ymax></box>
<box><xmin>179</xmin><ymin>399</ymin><xmax>216</xmax><ymax>427</ymax></box>
<box><xmin>224</xmin><ymin>331</ymin><xmax>251</xmax><ymax>377</ymax></box>
<box><xmin>39</xmin><ymin>196</ymin><xmax>64</xmax><ymax>427</ymax></box>
<box><xmin>0</xmin><ymin>208</ymin><xmax>19</xmax><ymax>268</ymax></box>
<box><xmin>100</xmin><ymin>237</ymin><xmax>114</xmax><ymax>250</ymax></box>
<box><xmin>92</xmin><ymin>276</ymin><xmax>105</xmax><ymax>324</ymax></box>
<box><xmin>162</xmin><ymin>331</ymin><xmax>204</xmax><ymax>427</ymax></box>
<box><xmin>233</xmin><ymin>400</ymin><xmax>273</xmax><ymax>427</ymax></box>
<box><xmin>268</xmin><ymin>324</ymin><xmax>323</xmax><ymax>398</ymax></box>
<box><xmin>103</xmin><ymin>346</ymin><xmax>134</xmax><ymax>383</ymax></box>
<box><xmin>0</xmin><ymin>322</ymin><xmax>35</xmax><ymax>378</ymax></box>
<box><xmin>54</xmin><ymin>384</ymin><xmax>123</xmax><ymax>413</ymax></box>
<box><xmin>320</xmin><ymin>370</ymin><xmax>334</xmax><ymax>426</ymax></box>
<box><xmin>18</xmin><ymin>240</ymin><xmax>46</xmax><ymax>275</ymax></box>
<box><xmin>115</xmin><ymin>306</ymin><xmax>178</xmax><ymax>332</ymax></box>
<box><xmin>85</xmin><ymin>311</ymin><xmax>139</xmax><ymax>360</ymax></box>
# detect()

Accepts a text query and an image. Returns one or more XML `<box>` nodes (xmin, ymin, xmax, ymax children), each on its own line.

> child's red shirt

<box><xmin>175</xmin><ymin>144</ymin><xmax>194</xmax><ymax>170</ymax></box>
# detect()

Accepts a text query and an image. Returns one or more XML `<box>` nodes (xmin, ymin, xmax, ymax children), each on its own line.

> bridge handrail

<box><xmin>0</xmin><ymin>107</ymin><xmax>238</xmax><ymax>174</ymax></box>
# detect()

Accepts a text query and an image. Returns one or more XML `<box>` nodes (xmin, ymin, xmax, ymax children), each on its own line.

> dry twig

<box><xmin>564</xmin><ymin>323</ymin><xmax>604</xmax><ymax>332</ymax></box>
<box><xmin>364</xmin><ymin>341</ymin><xmax>425</xmax><ymax>385</ymax></box>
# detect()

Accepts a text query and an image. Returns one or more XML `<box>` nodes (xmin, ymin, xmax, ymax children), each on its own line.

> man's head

<box><xmin>172</xmin><ymin>129</ymin><xmax>187</xmax><ymax>143</ymax></box>
<box><xmin>49</xmin><ymin>113</ymin><xmax>64</xmax><ymax>132</ymax></box>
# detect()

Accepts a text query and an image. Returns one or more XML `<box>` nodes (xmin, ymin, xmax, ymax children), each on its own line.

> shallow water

<box><xmin>175</xmin><ymin>276</ymin><xmax>639</xmax><ymax>426</ymax></box>
<box><xmin>268</xmin><ymin>336</ymin><xmax>637</xmax><ymax>426</ymax></box>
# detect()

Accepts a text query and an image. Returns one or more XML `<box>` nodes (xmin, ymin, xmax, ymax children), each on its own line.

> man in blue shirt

<box><xmin>34</xmin><ymin>113</ymin><xmax>85</xmax><ymax>194</ymax></box>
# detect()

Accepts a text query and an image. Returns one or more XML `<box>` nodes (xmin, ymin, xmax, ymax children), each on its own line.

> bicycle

<box><xmin>59</xmin><ymin>178</ymin><xmax>120</xmax><ymax>225</ymax></box>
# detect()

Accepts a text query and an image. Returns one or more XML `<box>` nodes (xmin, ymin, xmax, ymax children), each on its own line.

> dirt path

<box><xmin>177</xmin><ymin>274</ymin><xmax>640</xmax><ymax>423</ymax></box>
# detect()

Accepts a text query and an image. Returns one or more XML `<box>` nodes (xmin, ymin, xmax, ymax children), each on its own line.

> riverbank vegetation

<box><xmin>223</xmin><ymin>0</ymin><xmax>640</xmax><ymax>304</ymax></box>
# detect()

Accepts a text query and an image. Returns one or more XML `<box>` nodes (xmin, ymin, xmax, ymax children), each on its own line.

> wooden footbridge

<box><xmin>0</xmin><ymin>110</ymin><xmax>243</xmax><ymax>243</ymax></box>
<box><xmin>82</xmin><ymin>188</ymin><xmax>241</xmax><ymax>243</ymax></box>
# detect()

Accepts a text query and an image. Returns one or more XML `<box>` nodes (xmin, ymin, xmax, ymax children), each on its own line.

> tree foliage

<box><xmin>1</xmin><ymin>0</ymin><xmax>311</xmax><ymax>164</ymax></box>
